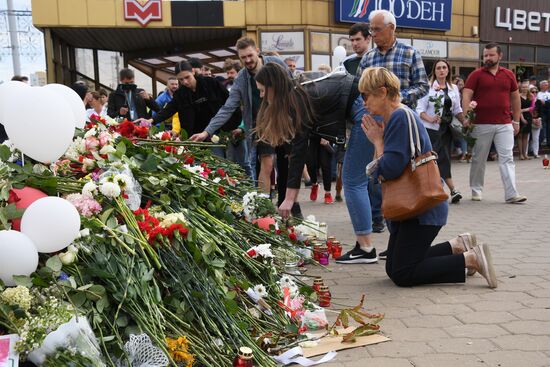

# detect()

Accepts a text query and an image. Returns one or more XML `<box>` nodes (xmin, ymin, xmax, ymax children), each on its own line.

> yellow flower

<box><xmin>166</xmin><ymin>337</ymin><xmax>194</xmax><ymax>366</ymax></box>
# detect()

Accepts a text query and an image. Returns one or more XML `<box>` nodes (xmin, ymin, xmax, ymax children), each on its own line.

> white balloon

<box><xmin>3</xmin><ymin>86</ymin><xmax>75</xmax><ymax>164</ymax></box>
<box><xmin>44</xmin><ymin>83</ymin><xmax>87</xmax><ymax>128</ymax></box>
<box><xmin>333</xmin><ymin>46</ymin><xmax>347</xmax><ymax>62</ymax></box>
<box><xmin>0</xmin><ymin>81</ymin><xmax>30</xmax><ymax>126</ymax></box>
<box><xmin>21</xmin><ymin>197</ymin><xmax>81</xmax><ymax>253</ymax></box>
<box><xmin>0</xmin><ymin>230</ymin><xmax>39</xmax><ymax>286</ymax></box>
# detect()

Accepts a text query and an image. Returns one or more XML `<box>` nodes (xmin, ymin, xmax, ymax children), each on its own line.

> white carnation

<box><xmin>82</xmin><ymin>181</ymin><xmax>98</xmax><ymax>197</ymax></box>
<box><xmin>99</xmin><ymin>181</ymin><xmax>121</xmax><ymax>198</ymax></box>
<box><xmin>114</xmin><ymin>174</ymin><xmax>132</xmax><ymax>189</ymax></box>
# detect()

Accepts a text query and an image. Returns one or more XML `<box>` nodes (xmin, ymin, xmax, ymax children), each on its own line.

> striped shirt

<box><xmin>359</xmin><ymin>40</ymin><xmax>429</xmax><ymax>107</ymax></box>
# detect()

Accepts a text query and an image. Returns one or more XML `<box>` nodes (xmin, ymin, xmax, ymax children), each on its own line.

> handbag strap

<box><xmin>402</xmin><ymin>107</ymin><xmax>421</xmax><ymax>163</ymax></box>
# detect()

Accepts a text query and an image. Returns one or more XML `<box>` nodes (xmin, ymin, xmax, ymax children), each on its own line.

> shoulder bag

<box><xmin>381</xmin><ymin>108</ymin><xmax>449</xmax><ymax>221</ymax></box>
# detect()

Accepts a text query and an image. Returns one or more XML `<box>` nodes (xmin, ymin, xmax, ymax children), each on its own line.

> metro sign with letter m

<box><xmin>124</xmin><ymin>0</ymin><xmax>162</xmax><ymax>27</ymax></box>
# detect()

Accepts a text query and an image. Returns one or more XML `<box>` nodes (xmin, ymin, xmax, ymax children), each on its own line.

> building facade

<box><xmin>32</xmin><ymin>0</ymin><xmax>487</xmax><ymax>92</ymax></box>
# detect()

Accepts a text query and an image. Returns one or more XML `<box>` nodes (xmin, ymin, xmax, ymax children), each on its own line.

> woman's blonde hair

<box><xmin>358</xmin><ymin>67</ymin><xmax>401</xmax><ymax>101</ymax></box>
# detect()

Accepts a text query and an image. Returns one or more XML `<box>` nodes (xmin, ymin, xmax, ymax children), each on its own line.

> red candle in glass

<box><xmin>326</xmin><ymin>236</ymin><xmax>335</xmax><ymax>253</ymax></box>
<box><xmin>313</xmin><ymin>277</ymin><xmax>324</xmax><ymax>293</ymax></box>
<box><xmin>233</xmin><ymin>347</ymin><xmax>254</xmax><ymax>367</ymax></box>
<box><xmin>331</xmin><ymin>242</ymin><xmax>342</xmax><ymax>258</ymax></box>
<box><xmin>318</xmin><ymin>286</ymin><xmax>331</xmax><ymax>307</ymax></box>
<box><xmin>313</xmin><ymin>244</ymin><xmax>322</xmax><ymax>262</ymax></box>
<box><xmin>543</xmin><ymin>154</ymin><xmax>549</xmax><ymax>168</ymax></box>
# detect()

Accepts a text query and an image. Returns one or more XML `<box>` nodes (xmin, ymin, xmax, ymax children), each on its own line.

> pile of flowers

<box><xmin>0</xmin><ymin>118</ymin><xmax>383</xmax><ymax>366</ymax></box>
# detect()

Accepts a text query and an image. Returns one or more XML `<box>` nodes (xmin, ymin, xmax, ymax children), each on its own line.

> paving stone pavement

<box><xmin>296</xmin><ymin>158</ymin><xmax>550</xmax><ymax>367</ymax></box>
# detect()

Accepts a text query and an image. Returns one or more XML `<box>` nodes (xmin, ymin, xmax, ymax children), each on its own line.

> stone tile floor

<box><xmin>297</xmin><ymin>158</ymin><xmax>550</xmax><ymax>366</ymax></box>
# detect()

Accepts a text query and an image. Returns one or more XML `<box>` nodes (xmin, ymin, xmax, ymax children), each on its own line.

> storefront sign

<box><xmin>448</xmin><ymin>42</ymin><xmax>479</xmax><ymax>60</ymax></box>
<box><xmin>334</xmin><ymin>0</ymin><xmax>452</xmax><ymax>31</ymax></box>
<box><xmin>124</xmin><ymin>0</ymin><xmax>162</xmax><ymax>27</ymax></box>
<box><xmin>413</xmin><ymin>39</ymin><xmax>447</xmax><ymax>58</ymax></box>
<box><xmin>480</xmin><ymin>0</ymin><xmax>550</xmax><ymax>46</ymax></box>
<box><xmin>260</xmin><ymin>32</ymin><xmax>304</xmax><ymax>53</ymax></box>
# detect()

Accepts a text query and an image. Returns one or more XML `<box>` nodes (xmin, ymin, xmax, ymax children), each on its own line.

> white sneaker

<box><xmin>471</xmin><ymin>192</ymin><xmax>482</xmax><ymax>201</ymax></box>
<box><xmin>505</xmin><ymin>195</ymin><xmax>527</xmax><ymax>204</ymax></box>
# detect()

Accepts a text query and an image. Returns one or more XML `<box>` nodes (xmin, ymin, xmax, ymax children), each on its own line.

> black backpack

<box><xmin>298</xmin><ymin>70</ymin><xmax>358</xmax><ymax>145</ymax></box>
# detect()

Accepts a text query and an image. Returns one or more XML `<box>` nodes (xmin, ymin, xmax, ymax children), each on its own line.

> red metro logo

<box><xmin>124</xmin><ymin>0</ymin><xmax>162</xmax><ymax>27</ymax></box>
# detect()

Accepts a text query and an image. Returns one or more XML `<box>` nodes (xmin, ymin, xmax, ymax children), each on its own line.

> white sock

<box><xmin>360</xmin><ymin>245</ymin><xmax>374</xmax><ymax>253</ymax></box>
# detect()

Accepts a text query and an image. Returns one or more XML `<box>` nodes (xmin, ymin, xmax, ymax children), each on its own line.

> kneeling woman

<box><xmin>253</xmin><ymin>63</ymin><xmax>315</xmax><ymax>218</ymax></box>
<box><xmin>360</xmin><ymin>67</ymin><xmax>497</xmax><ymax>288</ymax></box>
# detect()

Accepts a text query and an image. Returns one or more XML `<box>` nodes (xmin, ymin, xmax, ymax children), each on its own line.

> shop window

<box><xmin>75</xmin><ymin>48</ymin><xmax>94</xmax><ymax>77</ymax></box>
<box><xmin>98</xmin><ymin>50</ymin><xmax>123</xmax><ymax>90</ymax></box>
<box><xmin>536</xmin><ymin>47</ymin><xmax>550</xmax><ymax>64</ymax></box>
<box><xmin>510</xmin><ymin>46</ymin><xmax>534</xmax><ymax>63</ymax></box>
<box><xmin>480</xmin><ymin>43</ymin><xmax>508</xmax><ymax>61</ymax></box>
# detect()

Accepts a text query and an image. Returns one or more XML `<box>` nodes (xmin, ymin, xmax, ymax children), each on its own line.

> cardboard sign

<box><xmin>0</xmin><ymin>335</ymin><xmax>18</xmax><ymax>367</ymax></box>
<box><xmin>302</xmin><ymin>328</ymin><xmax>390</xmax><ymax>358</ymax></box>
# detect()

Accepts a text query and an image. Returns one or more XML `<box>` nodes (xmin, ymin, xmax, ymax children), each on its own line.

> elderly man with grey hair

<box><xmin>336</xmin><ymin>9</ymin><xmax>429</xmax><ymax>265</ymax></box>
<box><xmin>359</xmin><ymin>9</ymin><xmax>429</xmax><ymax>106</ymax></box>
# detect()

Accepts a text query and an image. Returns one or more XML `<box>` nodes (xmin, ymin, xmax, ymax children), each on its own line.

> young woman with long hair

<box><xmin>253</xmin><ymin>62</ymin><xmax>316</xmax><ymax>218</ymax></box>
<box><xmin>518</xmin><ymin>80</ymin><xmax>533</xmax><ymax>160</ymax></box>
<box><xmin>416</xmin><ymin>59</ymin><xmax>465</xmax><ymax>204</ymax></box>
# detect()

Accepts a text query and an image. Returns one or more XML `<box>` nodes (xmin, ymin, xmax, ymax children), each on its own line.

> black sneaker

<box><xmin>378</xmin><ymin>249</ymin><xmax>388</xmax><ymax>260</ymax></box>
<box><xmin>335</xmin><ymin>243</ymin><xmax>378</xmax><ymax>264</ymax></box>
<box><xmin>451</xmin><ymin>189</ymin><xmax>462</xmax><ymax>204</ymax></box>
<box><xmin>372</xmin><ymin>220</ymin><xmax>386</xmax><ymax>233</ymax></box>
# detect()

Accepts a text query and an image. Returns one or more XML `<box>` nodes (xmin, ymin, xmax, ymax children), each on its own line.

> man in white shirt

<box><xmin>537</xmin><ymin>80</ymin><xmax>550</xmax><ymax>146</ymax></box>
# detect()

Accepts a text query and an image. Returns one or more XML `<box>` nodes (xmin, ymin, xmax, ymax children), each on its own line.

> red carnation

<box><xmin>161</xmin><ymin>132</ymin><xmax>171</xmax><ymax>141</ymax></box>
<box><xmin>218</xmin><ymin>186</ymin><xmax>225</xmax><ymax>196</ymax></box>
<box><xmin>184</xmin><ymin>156</ymin><xmax>194</xmax><ymax>165</ymax></box>
<box><xmin>216</xmin><ymin>168</ymin><xmax>226</xmax><ymax>177</ymax></box>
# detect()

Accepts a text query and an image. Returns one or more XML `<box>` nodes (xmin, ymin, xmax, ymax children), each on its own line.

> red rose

<box><xmin>288</xmin><ymin>233</ymin><xmax>297</xmax><ymax>242</ymax></box>
<box><xmin>184</xmin><ymin>156</ymin><xmax>194</xmax><ymax>165</ymax></box>
<box><xmin>134</xmin><ymin>126</ymin><xmax>149</xmax><ymax>138</ymax></box>
<box><xmin>161</xmin><ymin>132</ymin><xmax>171</xmax><ymax>141</ymax></box>
<box><xmin>218</xmin><ymin>186</ymin><xmax>225</xmax><ymax>196</ymax></box>
<box><xmin>216</xmin><ymin>168</ymin><xmax>226</xmax><ymax>177</ymax></box>
<box><xmin>116</xmin><ymin>121</ymin><xmax>135</xmax><ymax>138</ymax></box>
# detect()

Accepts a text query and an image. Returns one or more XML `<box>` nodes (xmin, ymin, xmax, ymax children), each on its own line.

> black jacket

<box><xmin>153</xmin><ymin>76</ymin><xmax>241</xmax><ymax>136</ymax></box>
<box><xmin>107</xmin><ymin>84</ymin><xmax>159</xmax><ymax>120</ymax></box>
<box><xmin>0</xmin><ymin>123</ymin><xmax>7</xmax><ymax>143</ymax></box>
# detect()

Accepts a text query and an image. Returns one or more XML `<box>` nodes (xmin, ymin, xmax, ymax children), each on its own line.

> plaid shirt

<box><xmin>359</xmin><ymin>40</ymin><xmax>429</xmax><ymax>107</ymax></box>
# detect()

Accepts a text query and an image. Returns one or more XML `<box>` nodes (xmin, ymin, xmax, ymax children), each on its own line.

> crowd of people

<box><xmin>4</xmin><ymin>9</ymin><xmax>548</xmax><ymax>290</ymax></box>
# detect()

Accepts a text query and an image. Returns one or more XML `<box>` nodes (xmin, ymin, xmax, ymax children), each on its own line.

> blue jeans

<box><xmin>343</xmin><ymin>97</ymin><xmax>382</xmax><ymax>235</ymax></box>
<box><xmin>227</xmin><ymin>139</ymin><xmax>253</xmax><ymax>178</ymax></box>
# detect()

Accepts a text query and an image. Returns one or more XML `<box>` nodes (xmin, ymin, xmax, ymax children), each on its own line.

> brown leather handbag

<box><xmin>381</xmin><ymin>108</ymin><xmax>448</xmax><ymax>221</ymax></box>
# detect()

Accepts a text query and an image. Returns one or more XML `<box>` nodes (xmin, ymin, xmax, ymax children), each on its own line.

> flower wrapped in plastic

<box><xmin>28</xmin><ymin>316</ymin><xmax>105</xmax><ymax>366</ymax></box>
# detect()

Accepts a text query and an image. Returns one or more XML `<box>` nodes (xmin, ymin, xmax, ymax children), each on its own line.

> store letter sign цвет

<box><xmin>124</xmin><ymin>0</ymin><xmax>162</xmax><ymax>27</ymax></box>
<box><xmin>495</xmin><ymin>6</ymin><xmax>550</xmax><ymax>32</ymax></box>
<box><xmin>334</xmin><ymin>0</ymin><xmax>452</xmax><ymax>31</ymax></box>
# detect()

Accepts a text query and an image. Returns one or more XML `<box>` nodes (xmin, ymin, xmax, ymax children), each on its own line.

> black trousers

<box><xmin>307</xmin><ymin>135</ymin><xmax>333</xmax><ymax>191</ymax></box>
<box><xmin>386</xmin><ymin>219</ymin><xmax>466</xmax><ymax>287</ymax></box>
<box><xmin>427</xmin><ymin>127</ymin><xmax>452</xmax><ymax>180</ymax></box>
<box><xmin>275</xmin><ymin>146</ymin><xmax>302</xmax><ymax>214</ymax></box>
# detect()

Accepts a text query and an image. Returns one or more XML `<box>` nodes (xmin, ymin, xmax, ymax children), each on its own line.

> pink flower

<box><xmin>66</xmin><ymin>193</ymin><xmax>102</xmax><ymax>217</ymax></box>
<box><xmin>469</xmin><ymin>101</ymin><xmax>477</xmax><ymax>109</ymax></box>
<box><xmin>99</xmin><ymin>131</ymin><xmax>111</xmax><ymax>147</ymax></box>
<box><xmin>85</xmin><ymin>136</ymin><xmax>100</xmax><ymax>151</ymax></box>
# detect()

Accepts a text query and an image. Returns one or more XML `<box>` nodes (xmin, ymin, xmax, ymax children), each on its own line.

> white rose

<box><xmin>59</xmin><ymin>251</ymin><xmax>76</xmax><ymax>265</ymax></box>
<box><xmin>210</xmin><ymin>135</ymin><xmax>220</xmax><ymax>144</ymax></box>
